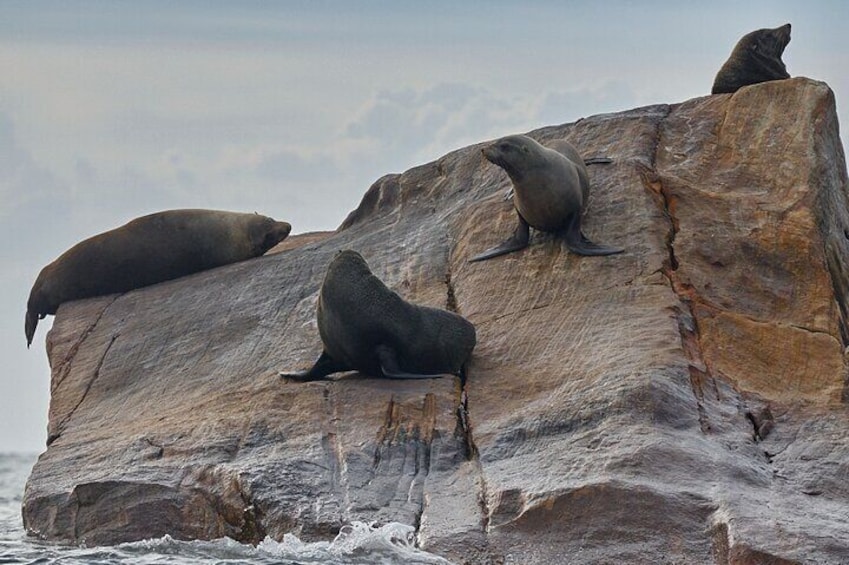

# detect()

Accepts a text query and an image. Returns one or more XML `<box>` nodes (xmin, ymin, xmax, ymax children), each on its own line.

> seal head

<box><xmin>712</xmin><ymin>24</ymin><xmax>791</xmax><ymax>94</ymax></box>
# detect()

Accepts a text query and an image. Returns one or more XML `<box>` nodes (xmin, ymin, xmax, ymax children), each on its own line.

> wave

<box><xmin>1</xmin><ymin>522</ymin><xmax>455</xmax><ymax>565</ymax></box>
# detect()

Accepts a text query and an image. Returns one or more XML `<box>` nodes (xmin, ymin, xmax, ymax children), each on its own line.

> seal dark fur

<box><xmin>25</xmin><ymin>209</ymin><xmax>291</xmax><ymax>347</ymax></box>
<box><xmin>470</xmin><ymin>135</ymin><xmax>623</xmax><ymax>263</ymax></box>
<box><xmin>712</xmin><ymin>24</ymin><xmax>791</xmax><ymax>94</ymax></box>
<box><xmin>281</xmin><ymin>250</ymin><xmax>476</xmax><ymax>381</ymax></box>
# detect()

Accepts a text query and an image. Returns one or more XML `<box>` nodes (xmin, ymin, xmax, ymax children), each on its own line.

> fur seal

<box><xmin>26</xmin><ymin>209</ymin><xmax>291</xmax><ymax>347</ymax></box>
<box><xmin>470</xmin><ymin>135</ymin><xmax>623</xmax><ymax>263</ymax></box>
<box><xmin>712</xmin><ymin>24</ymin><xmax>791</xmax><ymax>94</ymax></box>
<box><xmin>280</xmin><ymin>250</ymin><xmax>476</xmax><ymax>381</ymax></box>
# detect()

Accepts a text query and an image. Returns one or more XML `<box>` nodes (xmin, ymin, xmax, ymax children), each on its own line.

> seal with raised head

<box><xmin>280</xmin><ymin>250</ymin><xmax>476</xmax><ymax>381</ymax></box>
<box><xmin>25</xmin><ymin>209</ymin><xmax>292</xmax><ymax>347</ymax></box>
<box><xmin>469</xmin><ymin>134</ymin><xmax>623</xmax><ymax>263</ymax></box>
<box><xmin>712</xmin><ymin>24</ymin><xmax>791</xmax><ymax>94</ymax></box>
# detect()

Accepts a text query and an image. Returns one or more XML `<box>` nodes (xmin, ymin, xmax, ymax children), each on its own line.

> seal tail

<box><xmin>25</xmin><ymin>309</ymin><xmax>39</xmax><ymax>348</ymax></box>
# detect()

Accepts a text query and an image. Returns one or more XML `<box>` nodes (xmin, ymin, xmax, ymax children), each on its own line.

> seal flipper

<box><xmin>567</xmin><ymin>235</ymin><xmax>624</xmax><ymax>256</ymax></box>
<box><xmin>563</xmin><ymin>214</ymin><xmax>624</xmax><ymax>256</ymax></box>
<box><xmin>469</xmin><ymin>215</ymin><xmax>531</xmax><ymax>263</ymax></box>
<box><xmin>280</xmin><ymin>350</ymin><xmax>350</xmax><ymax>382</ymax></box>
<box><xmin>583</xmin><ymin>156</ymin><xmax>613</xmax><ymax>165</ymax></box>
<box><xmin>376</xmin><ymin>345</ymin><xmax>451</xmax><ymax>379</ymax></box>
<box><xmin>25</xmin><ymin>310</ymin><xmax>40</xmax><ymax>348</ymax></box>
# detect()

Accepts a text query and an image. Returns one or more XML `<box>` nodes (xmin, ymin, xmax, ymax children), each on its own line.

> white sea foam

<box><xmin>2</xmin><ymin>453</ymin><xmax>455</xmax><ymax>565</ymax></box>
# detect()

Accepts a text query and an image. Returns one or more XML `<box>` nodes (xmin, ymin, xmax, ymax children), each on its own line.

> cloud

<box><xmin>536</xmin><ymin>81</ymin><xmax>639</xmax><ymax>127</ymax></box>
<box><xmin>343</xmin><ymin>83</ymin><xmax>539</xmax><ymax>169</ymax></box>
<box><xmin>340</xmin><ymin>81</ymin><xmax>642</xmax><ymax>174</ymax></box>
<box><xmin>0</xmin><ymin>113</ymin><xmax>68</xmax><ymax>219</ymax></box>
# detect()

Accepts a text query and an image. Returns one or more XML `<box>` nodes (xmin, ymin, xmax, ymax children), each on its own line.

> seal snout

<box><xmin>276</xmin><ymin>221</ymin><xmax>292</xmax><ymax>239</ymax></box>
<box><xmin>779</xmin><ymin>23</ymin><xmax>791</xmax><ymax>43</ymax></box>
<box><xmin>262</xmin><ymin>221</ymin><xmax>291</xmax><ymax>252</ymax></box>
<box><xmin>482</xmin><ymin>144</ymin><xmax>497</xmax><ymax>163</ymax></box>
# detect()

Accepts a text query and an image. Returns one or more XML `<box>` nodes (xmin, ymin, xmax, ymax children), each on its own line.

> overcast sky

<box><xmin>1</xmin><ymin>1</ymin><xmax>846</xmax><ymax>452</ymax></box>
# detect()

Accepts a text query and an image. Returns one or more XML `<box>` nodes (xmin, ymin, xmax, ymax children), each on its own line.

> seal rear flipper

<box><xmin>279</xmin><ymin>350</ymin><xmax>349</xmax><ymax>382</ymax></box>
<box><xmin>376</xmin><ymin>345</ymin><xmax>452</xmax><ymax>380</ymax></box>
<box><xmin>25</xmin><ymin>309</ymin><xmax>40</xmax><ymax>348</ymax></box>
<box><xmin>469</xmin><ymin>216</ymin><xmax>530</xmax><ymax>263</ymax></box>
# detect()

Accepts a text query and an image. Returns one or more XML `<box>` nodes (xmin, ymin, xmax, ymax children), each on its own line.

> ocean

<box><xmin>0</xmin><ymin>453</ymin><xmax>454</xmax><ymax>565</ymax></box>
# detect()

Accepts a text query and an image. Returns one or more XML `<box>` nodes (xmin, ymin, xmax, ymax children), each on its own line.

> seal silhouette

<box><xmin>25</xmin><ymin>209</ymin><xmax>292</xmax><ymax>347</ymax></box>
<box><xmin>712</xmin><ymin>24</ymin><xmax>791</xmax><ymax>94</ymax></box>
<box><xmin>280</xmin><ymin>250</ymin><xmax>476</xmax><ymax>381</ymax></box>
<box><xmin>470</xmin><ymin>135</ymin><xmax>623</xmax><ymax>263</ymax></box>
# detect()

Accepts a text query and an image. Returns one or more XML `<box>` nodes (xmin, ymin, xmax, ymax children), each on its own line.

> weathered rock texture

<box><xmin>23</xmin><ymin>78</ymin><xmax>849</xmax><ymax>564</ymax></box>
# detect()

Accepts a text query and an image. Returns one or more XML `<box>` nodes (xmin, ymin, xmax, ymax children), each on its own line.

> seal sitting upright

<box><xmin>712</xmin><ymin>24</ymin><xmax>791</xmax><ymax>94</ymax></box>
<box><xmin>469</xmin><ymin>134</ymin><xmax>623</xmax><ymax>263</ymax></box>
<box><xmin>281</xmin><ymin>250</ymin><xmax>476</xmax><ymax>381</ymax></box>
<box><xmin>26</xmin><ymin>209</ymin><xmax>291</xmax><ymax>347</ymax></box>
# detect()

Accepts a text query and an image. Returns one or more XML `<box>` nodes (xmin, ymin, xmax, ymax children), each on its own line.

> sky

<box><xmin>1</xmin><ymin>1</ymin><xmax>847</xmax><ymax>452</ymax></box>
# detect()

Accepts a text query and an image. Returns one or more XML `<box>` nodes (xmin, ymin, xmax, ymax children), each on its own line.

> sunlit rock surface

<box><xmin>24</xmin><ymin>78</ymin><xmax>849</xmax><ymax>564</ymax></box>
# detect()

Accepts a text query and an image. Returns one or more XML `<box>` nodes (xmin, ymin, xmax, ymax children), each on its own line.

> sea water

<box><xmin>0</xmin><ymin>453</ymin><xmax>454</xmax><ymax>565</ymax></box>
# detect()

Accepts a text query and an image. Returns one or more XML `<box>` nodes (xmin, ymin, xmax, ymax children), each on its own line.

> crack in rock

<box><xmin>51</xmin><ymin>295</ymin><xmax>121</xmax><ymax>393</ymax></box>
<box><xmin>49</xmin><ymin>333</ymin><xmax>119</xmax><ymax>445</ymax></box>
<box><xmin>642</xmin><ymin>107</ymin><xmax>717</xmax><ymax>435</ymax></box>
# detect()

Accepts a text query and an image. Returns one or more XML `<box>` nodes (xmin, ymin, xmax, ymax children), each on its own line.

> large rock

<box><xmin>23</xmin><ymin>78</ymin><xmax>849</xmax><ymax>564</ymax></box>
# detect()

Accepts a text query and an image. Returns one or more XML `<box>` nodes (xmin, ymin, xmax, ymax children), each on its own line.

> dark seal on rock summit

<box><xmin>25</xmin><ymin>209</ymin><xmax>292</xmax><ymax>347</ymax></box>
<box><xmin>712</xmin><ymin>24</ymin><xmax>791</xmax><ymax>94</ymax></box>
<box><xmin>470</xmin><ymin>135</ymin><xmax>623</xmax><ymax>263</ymax></box>
<box><xmin>281</xmin><ymin>249</ymin><xmax>476</xmax><ymax>381</ymax></box>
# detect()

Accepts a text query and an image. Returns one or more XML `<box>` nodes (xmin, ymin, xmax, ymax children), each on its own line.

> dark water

<box><xmin>0</xmin><ymin>453</ymin><xmax>453</xmax><ymax>565</ymax></box>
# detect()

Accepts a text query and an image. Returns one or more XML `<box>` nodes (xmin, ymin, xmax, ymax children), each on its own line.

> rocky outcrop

<box><xmin>23</xmin><ymin>78</ymin><xmax>849</xmax><ymax>564</ymax></box>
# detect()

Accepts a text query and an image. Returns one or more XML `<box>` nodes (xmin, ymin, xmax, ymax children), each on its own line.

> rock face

<box><xmin>23</xmin><ymin>78</ymin><xmax>849</xmax><ymax>564</ymax></box>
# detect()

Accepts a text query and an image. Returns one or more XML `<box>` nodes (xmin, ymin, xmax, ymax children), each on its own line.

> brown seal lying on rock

<box><xmin>712</xmin><ymin>24</ymin><xmax>791</xmax><ymax>94</ymax></box>
<box><xmin>25</xmin><ymin>209</ymin><xmax>291</xmax><ymax>347</ymax></box>
<box><xmin>470</xmin><ymin>134</ymin><xmax>623</xmax><ymax>263</ymax></box>
<box><xmin>280</xmin><ymin>250</ymin><xmax>476</xmax><ymax>381</ymax></box>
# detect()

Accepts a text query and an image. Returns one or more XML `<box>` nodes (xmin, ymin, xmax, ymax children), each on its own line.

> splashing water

<box><xmin>0</xmin><ymin>453</ymin><xmax>455</xmax><ymax>565</ymax></box>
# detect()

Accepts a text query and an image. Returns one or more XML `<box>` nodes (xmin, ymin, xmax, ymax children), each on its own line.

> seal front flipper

<box><xmin>376</xmin><ymin>345</ymin><xmax>451</xmax><ymax>379</ymax></box>
<box><xmin>567</xmin><ymin>236</ymin><xmax>624</xmax><ymax>256</ymax></box>
<box><xmin>469</xmin><ymin>216</ymin><xmax>530</xmax><ymax>263</ymax></box>
<box><xmin>25</xmin><ymin>310</ymin><xmax>41</xmax><ymax>348</ymax></box>
<box><xmin>280</xmin><ymin>350</ymin><xmax>350</xmax><ymax>382</ymax></box>
<box><xmin>562</xmin><ymin>214</ymin><xmax>623</xmax><ymax>256</ymax></box>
